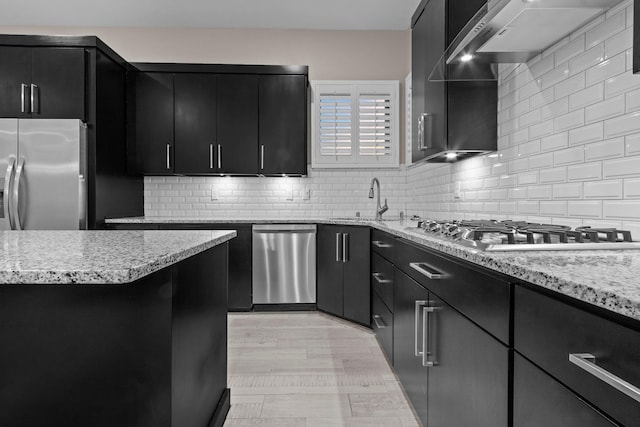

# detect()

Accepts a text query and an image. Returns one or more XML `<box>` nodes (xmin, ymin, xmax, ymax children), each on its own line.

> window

<box><xmin>311</xmin><ymin>80</ymin><xmax>399</xmax><ymax>168</ymax></box>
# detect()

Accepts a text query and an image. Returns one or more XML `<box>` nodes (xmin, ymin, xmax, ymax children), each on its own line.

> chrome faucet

<box><xmin>368</xmin><ymin>177</ymin><xmax>388</xmax><ymax>221</ymax></box>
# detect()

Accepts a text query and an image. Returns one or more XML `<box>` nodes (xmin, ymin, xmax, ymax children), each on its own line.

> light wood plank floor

<box><xmin>224</xmin><ymin>311</ymin><xmax>421</xmax><ymax>427</ymax></box>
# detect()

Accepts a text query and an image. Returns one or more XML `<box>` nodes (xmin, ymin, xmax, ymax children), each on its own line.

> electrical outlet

<box><xmin>303</xmin><ymin>188</ymin><xmax>311</xmax><ymax>200</ymax></box>
<box><xmin>211</xmin><ymin>187</ymin><xmax>218</xmax><ymax>201</ymax></box>
<box><xmin>286</xmin><ymin>188</ymin><xmax>294</xmax><ymax>201</ymax></box>
<box><xmin>454</xmin><ymin>182</ymin><xmax>462</xmax><ymax>200</ymax></box>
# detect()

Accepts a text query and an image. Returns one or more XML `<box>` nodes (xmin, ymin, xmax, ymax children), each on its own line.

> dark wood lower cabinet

<box><xmin>514</xmin><ymin>353</ymin><xmax>617</xmax><ymax>427</ymax></box>
<box><xmin>0</xmin><ymin>245</ymin><xmax>229</xmax><ymax>427</ymax></box>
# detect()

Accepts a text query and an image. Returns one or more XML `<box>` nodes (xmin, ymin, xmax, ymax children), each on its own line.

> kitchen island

<box><xmin>0</xmin><ymin>229</ymin><xmax>236</xmax><ymax>427</ymax></box>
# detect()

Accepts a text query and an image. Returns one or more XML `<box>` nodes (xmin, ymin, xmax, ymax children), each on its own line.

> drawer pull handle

<box><xmin>372</xmin><ymin>272</ymin><xmax>392</xmax><ymax>284</ymax></box>
<box><xmin>410</xmin><ymin>262</ymin><xmax>443</xmax><ymax>280</ymax></box>
<box><xmin>414</xmin><ymin>300</ymin><xmax>428</xmax><ymax>357</ymax></box>
<box><xmin>372</xmin><ymin>240</ymin><xmax>393</xmax><ymax>248</ymax></box>
<box><xmin>569</xmin><ymin>353</ymin><xmax>640</xmax><ymax>403</ymax></box>
<box><xmin>372</xmin><ymin>315</ymin><xmax>386</xmax><ymax>329</ymax></box>
<box><xmin>422</xmin><ymin>306</ymin><xmax>438</xmax><ymax>367</ymax></box>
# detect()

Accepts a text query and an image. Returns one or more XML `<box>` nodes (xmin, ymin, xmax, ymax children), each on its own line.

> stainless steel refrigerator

<box><xmin>0</xmin><ymin>119</ymin><xmax>87</xmax><ymax>230</ymax></box>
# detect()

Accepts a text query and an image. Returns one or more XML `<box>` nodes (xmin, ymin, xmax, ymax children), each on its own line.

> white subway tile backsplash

<box><xmin>510</xmin><ymin>157</ymin><xmax>529</xmax><ymax>173</ymax></box>
<box><xmin>604</xmin><ymin>111</ymin><xmax>640</xmax><ymax>138</ymax></box>
<box><xmin>603</xmin><ymin>156</ymin><xmax>640</xmax><ymax>178</ymax></box>
<box><xmin>585</xmin><ymin>10</ymin><xmax>625</xmax><ymax>49</ymax></box>
<box><xmin>508</xmin><ymin>187</ymin><xmax>527</xmax><ymax>199</ymax></box>
<box><xmin>605</xmin><ymin>27</ymin><xmax>633</xmax><ymax>59</ymax></box>
<box><xmin>528</xmin><ymin>185</ymin><xmax>553</xmax><ymax>199</ymax></box>
<box><xmin>569</xmin><ymin>83</ymin><xmax>603</xmax><ymax>110</ymax></box>
<box><xmin>518</xmin><ymin>109</ymin><xmax>541</xmax><ymax>127</ymax></box>
<box><xmin>604</xmin><ymin>200</ymin><xmax>640</xmax><ymax>219</ymax></box>
<box><xmin>500</xmin><ymin>201</ymin><xmax>518</xmax><ymax>214</ymax></box>
<box><xmin>554</xmin><ymin>146</ymin><xmax>585</xmax><ymax>166</ymax></box>
<box><xmin>554</xmin><ymin>73</ymin><xmax>586</xmax><ymax>99</ymax></box>
<box><xmin>540</xmin><ymin>201</ymin><xmax>568</xmax><ymax>216</ymax></box>
<box><xmin>568</xmin><ymin>122</ymin><xmax>604</xmax><ymax>145</ymax></box>
<box><xmin>567</xmin><ymin>162</ymin><xmax>602</xmax><ymax>181</ymax></box>
<box><xmin>518</xmin><ymin>171</ymin><xmax>539</xmax><ymax>185</ymax></box>
<box><xmin>554</xmin><ymin>110</ymin><xmax>585</xmax><ymax>132</ymax></box>
<box><xmin>568</xmin><ymin>44</ymin><xmax>605</xmax><ymax>75</ymax></box>
<box><xmin>553</xmin><ymin>182</ymin><xmax>583</xmax><ymax>199</ymax></box>
<box><xmin>604</xmin><ymin>71</ymin><xmax>640</xmax><ymax>97</ymax></box>
<box><xmin>586</xmin><ymin>52</ymin><xmax>626</xmax><ymax>86</ymax></box>
<box><xmin>568</xmin><ymin>200</ymin><xmax>602</xmax><ymax>218</ymax></box>
<box><xmin>555</xmin><ymin>35</ymin><xmax>586</xmax><ymax>65</ymax></box>
<box><xmin>584</xmin><ymin>94</ymin><xmax>625</xmax><ymax>123</ymax></box>
<box><xmin>529</xmin><ymin>119</ymin><xmax>555</xmax><ymax>139</ymax></box>
<box><xmin>541</xmin><ymin>133</ymin><xmax>569</xmax><ymax>151</ymax></box>
<box><xmin>584</xmin><ymin>138</ymin><xmax>625</xmax><ymax>161</ymax></box>
<box><xmin>518</xmin><ymin>201</ymin><xmax>540</xmax><ymax>215</ymax></box>
<box><xmin>584</xmin><ymin>180</ymin><xmax>623</xmax><ymax>199</ymax></box>
<box><xmin>624</xmin><ymin>178</ymin><xmax>640</xmax><ymax>198</ymax></box>
<box><xmin>529</xmin><ymin>152</ymin><xmax>555</xmax><ymax>170</ymax></box>
<box><xmin>518</xmin><ymin>140</ymin><xmax>541</xmax><ymax>156</ymax></box>
<box><xmin>626</xmin><ymin>87</ymin><xmax>640</xmax><ymax>112</ymax></box>
<box><xmin>625</xmin><ymin>133</ymin><xmax>640</xmax><ymax>155</ymax></box>
<box><xmin>529</xmin><ymin>87</ymin><xmax>555</xmax><ymax>109</ymax></box>
<box><xmin>540</xmin><ymin>167</ymin><xmax>567</xmax><ymax>183</ymax></box>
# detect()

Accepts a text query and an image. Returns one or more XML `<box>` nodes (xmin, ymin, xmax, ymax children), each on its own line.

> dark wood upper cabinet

<box><xmin>259</xmin><ymin>74</ymin><xmax>307</xmax><ymax>175</ymax></box>
<box><xmin>128</xmin><ymin>64</ymin><xmax>307</xmax><ymax>176</ymax></box>
<box><xmin>0</xmin><ymin>46</ymin><xmax>85</xmax><ymax>119</ymax></box>
<box><xmin>217</xmin><ymin>74</ymin><xmax>259</xmax><ymax>175</ymax></box>
<box><xmin>174</xmin><ymin>73</ymin><xmax>217</xmax><ymax>174</ymax></box>
<box><xmin>130</xmin><ymin>72</ymin><xmax>174</xmax><ymax>174</ymax></box>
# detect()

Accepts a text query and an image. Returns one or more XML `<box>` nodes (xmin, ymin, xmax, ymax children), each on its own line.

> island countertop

<box><xmin>0</xmin><ymin>230</ymin><xmax>236</xmax><ymax>285</ymax></box>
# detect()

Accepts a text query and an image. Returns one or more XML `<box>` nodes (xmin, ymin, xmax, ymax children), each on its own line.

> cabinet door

<box><xmin>217</xmin><ymin>74</ymin><xmax>258</xmax><ymax>174</ymax></box>
<box><xmin>426</xmin><ymin>294</ymin><xmax>509</xmax><ymax>427</ymax></box>
<box><xmin>393</xmin><ymin>269</ymin><xmax>429</xmax><ymax>425</ymax></box>
<box><xmin>174</xmin><ymin>73</ymin><xmax>217</xmax><ymax>174</ymax></box>
<box><xmin>342</xmin><ymin>226</ymin><xmax>370</xmax><ymax>325</ymax></box>
<box><xmin>131</xmin><ymin>72</ymin><xmax>174</xmax><ymax>174</ymax></box>
<box><xmin>0</xmin><ymin>46</ymin><xmax>30</xmax><ymax>118</ymax></box>
<box><xmin>317</xmin><ymin>225</ymin><xmax>344</xmax><ymax>317</ymax></box>
<box><xmin>411</xmin><ymin>7</ymin><xmax>427</xmax><ymax>163</ymax></box>
<box><xmin>259</xmin><ymin>74</ymin><xmax>306</xmax><ymax>175</ymax></box>
<box><xmin>514</xmin><ymin>353</ymin><xmax>617</xmax><ymax>427</ymax></box>
<box><xmin>421</xmin><ymin>0</ymin><xmax>447</xmax><ymax>158</ymax></box>
<box><xmin>31</xmin><ymin>47</ymin><xmax>85</xmax><ymax>119</ymax></box>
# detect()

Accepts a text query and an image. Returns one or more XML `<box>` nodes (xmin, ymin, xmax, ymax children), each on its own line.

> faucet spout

<box><xmin>368</xmin><ymin>177</ymin><xmax>387</xmax><ymax>221</ymax></box>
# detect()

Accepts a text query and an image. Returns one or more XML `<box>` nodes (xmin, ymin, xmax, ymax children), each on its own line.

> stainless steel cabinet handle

<box><xmin>12</xmin><ymin>157</ymin><xmax>24</xmax><ymax>230</ymax></box>
<box><xmin>422</xmin><ymin>306</ymin><xmax>437</xmax><ymax>367</ymax></box>
<box><xmin>342</xmin><ymin>233</ymin><xmax>349</xmax><ymax>263</ymax></box>
<box><xmin>30</xmin><ymin>84</ymin><xmax>39</xmax><ymax>114</ymax></box>
<box><xmin>260</xmin><ymin>144</ymin><xmax>265</xmax><ymax>170</ymax></box>
<box><xmin>372</xmin><ymin>272</ymin><xmax>392</xmax><ymax>284</ymax></box>
<box><xmin>335</xmin><ymin>232</ymin><xmax>342</xmax><ymax>262</ymax></box>
<box><xmin>569</xmin><ymin>353</ymin><xmax>640</xmax><ymax>403</ymax></box>
<box><xmin>410</xmin><ymin>262</ymin><xmax>444</xmax><ymax>280</ymax></box>
<box><xmin>372</xmin><ymin>315</ymin><xmax>386</xmax><ymax>329</ymax></box>
<box><xmin>166</xmin><ymin>144</ymin><xmax>171</xmax><ymax>170</ymax></box>
<box><xmin>3</xmin><ymin>157</ymin><xmax>15</xmax><ymax>229</ymax></box>
<box><xmin>418</xmin><ymin>113</ymin><xmax>431</xmax><ymax>150</ymax></box>
<box><xmin>20</xmin><ymin>84</ymin><xmax>28</xmax><ymax>113</ymax></box>
<box><xmin>209</xmin><ymin>144</ymin><xmax>214</xmax><ymax>169</ymax></box>
<box><xmin>217</xmin><ymin>144</ymin><xmax>222</xmax><ymax>169</ymax></box>
<box><xmin>414</xmin><ymin>300</ymin><xmax>428</xmax><ymax>357</ymax></box>
<box><xmin>372</xmin><ymin>240</ymin><xmax>393</xmax><ymax>248</ymax></box>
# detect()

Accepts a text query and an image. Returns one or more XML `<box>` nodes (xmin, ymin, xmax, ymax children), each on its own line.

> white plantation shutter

<box><xmin>312</xmin><ymin>81</ymin><xmax>399</xmax><ymax>168</ymax></box>
<box><xmin>318</xmin><ymin>93</ymin><xmax>353</xmax><ymax>158</ymax></box>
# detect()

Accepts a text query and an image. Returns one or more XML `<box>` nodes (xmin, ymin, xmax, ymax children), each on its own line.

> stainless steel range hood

<box><xmin>430</xmin><ymin>0</ymin><xmax>621</xmax><ymax>81</ymax></box>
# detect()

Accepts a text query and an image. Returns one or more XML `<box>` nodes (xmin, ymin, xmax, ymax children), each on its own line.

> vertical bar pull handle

<box><xmin>342</xmin><ymin>233</ymin><xmax>349</xmax><ymax>263</ymax></box>
<box><xmin>12</xmin><ymin>157</ymin><xmax>25</xmax><ymax>230</ymax></box>
<box><xmin>209</xmin><ymin>144</ymin><xmax>214</xmax><ymax>169</ymax></box>
<box><xmin>260</xmin><ymin>145</ymin><xmax>265</xmax><ymax>170</ymax></box>
<box><xmin>30</xmin><ymin>84</ymin><xmax>39</xmax><ymax>114</ymax></box>
<box><xmin>414</xmin><ymin>300</ymin><xmax>428</xmax><ymax>357</ymax></box>
<box><xmin>422</xmin><ymin>306</ymin><xmax>437</xmax><ymax>367</ymax></box>
<box><xmin>20</xmin><ymin>84</ymin><xmax>28</xmax><ymax>113</ymax></box>
<box><xmin>3</xmin><ymin>157</ymin><xmax>16</xmax><ymax>229</ymax></box>
<box><xmin>218</xmin><ymin>144</ymin><xmax>222</xmax><ymax>169</ymax></box>
<box><xmin>335</xmin><ymin>233</ymin><xmax>342</xmax><ymax>262</ymax></box>
<box><xmin>418</xmin><ymin>113</ymin><xmax>431</xmax><ymax>150</ymax></box>
<box><xmin>166</xmin><ymin>144</ymin><xmax>171</xmax><ymax>170</ymax></box>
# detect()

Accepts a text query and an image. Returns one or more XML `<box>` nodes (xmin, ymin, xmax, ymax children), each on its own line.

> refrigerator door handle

<box><xmin>12</xmin><ymin>157</ymin><xmax>25</xmax><ymax>230</ymax></box>
<box><xmin>3</xmin><ymin>156</ymin><xmax>16</xmax><ymax>229</ymax></box>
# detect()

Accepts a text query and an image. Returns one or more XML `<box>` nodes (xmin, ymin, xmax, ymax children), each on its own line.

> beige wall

<box><xmin>0</xmin><ymin>26</ymin><xmax>410</xmax><ymax>80</ymax></box>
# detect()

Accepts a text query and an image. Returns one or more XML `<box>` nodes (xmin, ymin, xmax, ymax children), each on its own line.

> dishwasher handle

<box><xmin>252</xmin><ymin>224</ymin><xmax>317</xmax><ymax>233</ymax></box>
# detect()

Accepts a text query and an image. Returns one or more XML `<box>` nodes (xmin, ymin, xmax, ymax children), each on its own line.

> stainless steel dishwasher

<box><xmin>252</xmin><ymin>224</ymin><xmax>316</xmax><ymax>305</ymax></box>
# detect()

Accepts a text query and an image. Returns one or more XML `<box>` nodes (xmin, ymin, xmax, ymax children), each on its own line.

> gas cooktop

<box><xmin>405</xmin><ymin>219</ymin><xmax>640</xmax><ymax>251</ymax></box>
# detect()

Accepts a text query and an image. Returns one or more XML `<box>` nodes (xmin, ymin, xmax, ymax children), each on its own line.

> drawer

<box><xmin>371</xmin><ymin>252</ymin><xmax>393</xmax><ymax>312</ymax></box>
<box><xmin>371</xmin><ymin>229</ymin><xmax>395</xmax><ymax>261</ymax></box>
<box><xmin>515</xmin><ymin>285</ymin><xmax>640</xmax><ymax>427</ymax></box>
<box><xmin>514</xmin><ymin>353</ymin><xmax>617</xmax><ymax>427</ymax></box>
<box><xmin>395</xmin><ymin>238</ymin><xmax>511</xmax><ymax>345</ymax></box>
<box><xmin>372</xmin><ymin>292</ymin><xmax>393</xmax><ymax>364</ymax></box>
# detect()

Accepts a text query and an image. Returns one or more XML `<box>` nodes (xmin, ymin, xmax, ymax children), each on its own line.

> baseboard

<box><xmin>252</xmin><ymin>303</ymin><xmax>317</xmax><ymax>312</ymax></box>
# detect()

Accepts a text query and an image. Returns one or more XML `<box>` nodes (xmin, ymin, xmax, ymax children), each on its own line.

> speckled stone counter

<box><xmin>0</xmin><ymin>229</ymin><xmax>236</xmax><ymax>284</ymax></box>
<box><xmin>107</xmin><ymin>216</ymin><xmax>640</xmax><ymax>322</ymax></box>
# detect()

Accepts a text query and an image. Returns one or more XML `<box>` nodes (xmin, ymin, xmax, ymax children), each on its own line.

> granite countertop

<box><xmin>107</xmin><ymin>216</ymin><xmax>640</xmax><ymax>322</ymax></box>
<box><xmin>0</xmin><ymin>230</ymin><xmax>236</xmax><ymax>285</ymax></box>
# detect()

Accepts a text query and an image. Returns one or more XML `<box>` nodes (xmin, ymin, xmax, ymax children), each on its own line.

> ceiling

<box><xmin>1</xmin><ymin>0</ymin><xmax>423</xmax><ymax>31</ymax></box>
